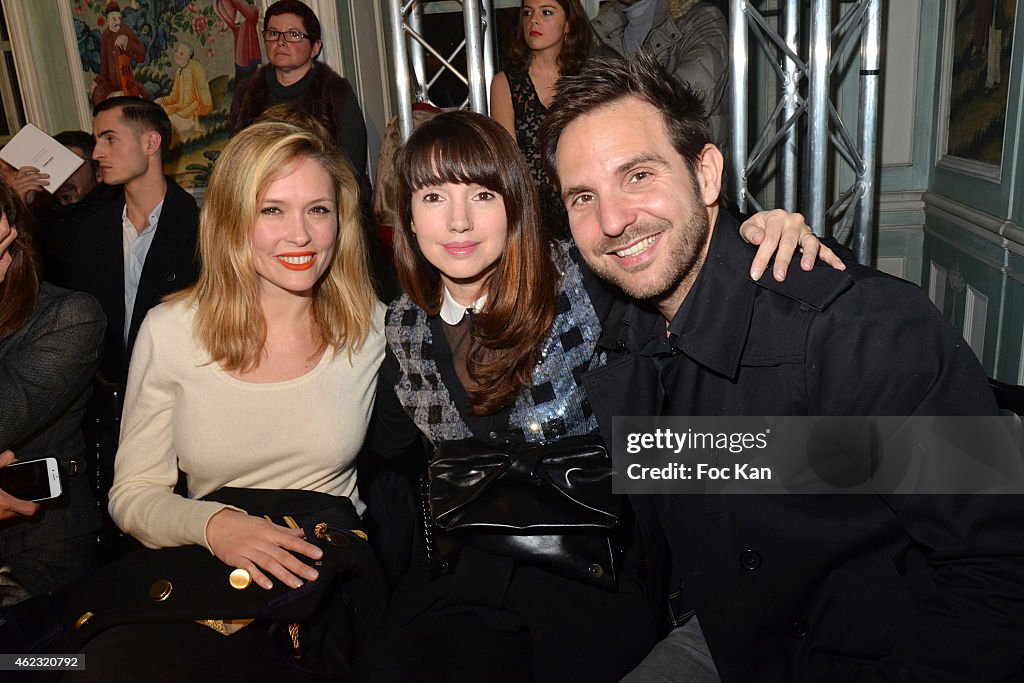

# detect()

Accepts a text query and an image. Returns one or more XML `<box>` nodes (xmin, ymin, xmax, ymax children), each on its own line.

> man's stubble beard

<box><xmin>590</xmin><ymin>202</ymin><xmax>710</xmax><ymax>304</ymax></box>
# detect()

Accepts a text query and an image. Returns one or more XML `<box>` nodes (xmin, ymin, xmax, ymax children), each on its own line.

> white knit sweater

<box><xmin>109</xmin><ymin>299</ymin><xmax>385</xmax><ymax>550</ymax></box>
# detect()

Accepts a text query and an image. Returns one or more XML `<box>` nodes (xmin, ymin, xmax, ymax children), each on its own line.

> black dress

<box><xmin>354</xmin><ymin>276</ymin><xmax>657</xmax><ymax>682</ymax></box>
<box><xmin>505</xmin><ymin>66</ymin><xmax>569</xmax><ymax>240</ymax></box>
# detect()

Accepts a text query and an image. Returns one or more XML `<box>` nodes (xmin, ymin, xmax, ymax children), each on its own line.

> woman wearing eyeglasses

<box><xmin>231</xmin><ymin>0</ymin><xmax>368</xmax><ymax>191</ymax></box>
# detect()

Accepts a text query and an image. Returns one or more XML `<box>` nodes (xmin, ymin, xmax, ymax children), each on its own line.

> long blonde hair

<box><xmin>171</xmin><ymin>121</ymin><xmax>376</xmax><ymax>370</ymax></box>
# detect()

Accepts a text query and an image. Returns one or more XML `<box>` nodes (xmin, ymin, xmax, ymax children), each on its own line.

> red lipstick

<box><xmin>276</xmin><ymin>251</ymin><xmax>317</xmax><ymax>271</ymax></box>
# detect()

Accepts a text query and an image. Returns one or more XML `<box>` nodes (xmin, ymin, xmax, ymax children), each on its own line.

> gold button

<box><xmin>148</xmin><ymin>579</ymin><xmax>173</xmax><ymax>602</ymax></box>
<box><xmin>74</xmin><ymin>611</ymin><xmax>95</xmax><ymax>630</ymax></box>
<box><xmin>229</xmin><ymin>568</ymin><xmax>252</xmax><ymax>590</ymax></box>
<box><xmin>314</xmin><ymin>522</ymin><xmax>328</xmax><ymax>541</ymax></box>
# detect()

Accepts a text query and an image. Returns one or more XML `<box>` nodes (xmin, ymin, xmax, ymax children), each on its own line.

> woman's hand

<box><xmin>740</xmin><ymin>209</ymin><xmax>846</xmax><ymax>281</ymax></box>
<box><xmin>0</xmin><ymin>450</ymin><xmax>40</xmax><ymax>521</ymax></box>
<box><xmin>0</xmin><ymin>214</ymin><xmax>15</xmax><ymax>284</ymax></box>
<box><xmin>9</xmin><ymin>166</ymin><xmax>49</xmax><ymax>205</ymax></box>
<box><xmin>206</xmin><ymin>508</ymin><xmax>323</xmax><ymax>590</ymax></box>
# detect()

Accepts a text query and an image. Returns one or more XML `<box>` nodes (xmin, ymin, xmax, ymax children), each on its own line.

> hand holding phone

<box><xmin>0</xmin><ymin>450</ymin><xmax>49</xmax><ymax>519</ymax></box>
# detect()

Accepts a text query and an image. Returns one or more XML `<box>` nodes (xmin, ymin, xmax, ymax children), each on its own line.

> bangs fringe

<box><xmin>404</xmin><ymin>132</ymin><xmax>505</xmax><ymax>194</ymax></box>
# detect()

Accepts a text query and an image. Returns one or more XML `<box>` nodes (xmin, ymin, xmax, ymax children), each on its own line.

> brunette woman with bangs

<box><xmin>358</xmin><ymin>110</ymin><xmax>839</xmax><ymax>683</ymax></box>
<box><xmin>388</xmin><ymin>117</ymin><xmax>559</xmax><ymax>417</ymax></box>
<box><xmin>0</xmin><ymin>179</ymin><xmax>105</xmax><ymax>601</ymax></box>
<box><xmin>491</xmin><ymin>0</ymin><xmax>591</xmax><ymax>238</ymax></box>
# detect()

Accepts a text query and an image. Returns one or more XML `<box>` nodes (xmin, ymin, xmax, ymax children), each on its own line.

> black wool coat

<box><xmin>69</xmin><ymin>178</ymin><xmax>199</xmax><ymax>382</ymax></box>
<box><xmin>581</xmin><ymin>211</ymin><xmax>1024</xmax><ymax>682</ymax></box>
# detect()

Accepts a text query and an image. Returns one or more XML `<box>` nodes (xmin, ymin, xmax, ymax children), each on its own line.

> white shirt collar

<box><xmin>439</xmin><ymin>286</ymin><xmax>487</xmax><ymax>325</ymax></box>
<box><xmin>121</xmin><ymin>200</ymin><xmax>164</xmax><ymax>238</ymax></box>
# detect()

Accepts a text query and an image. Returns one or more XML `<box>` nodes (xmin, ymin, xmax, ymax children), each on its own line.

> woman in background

<box><xmin>490</xmin><ymin>0</ymin><xmax>590</xmax><ymax>239</ymax></box>
<box><xmin>232</xmin><ymin>0</ymin><xmax>368</xmax><ymax>194</ymax></box>
<box><xmin>0</xmin><ymin>179</ymin><xmax>104</xmax><ymax>603</ymax></box>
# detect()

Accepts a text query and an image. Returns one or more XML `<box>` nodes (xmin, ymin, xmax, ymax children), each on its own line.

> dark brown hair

<box><xmin>254</xmin><ymin>104</ymin><xmax>336</xmax><ymax>156</ymax></box>
<box><xmin>504</xmin><ymin>0</ymin><xmax>591</xmax><ymax>77</ymax></box>
<box><xmin>540</xmin><ymin>51</ymin><xmax>711</xmax><ymax>191</ymax></box>
<box><xmin>265</xmin><ymin>0</ymin><xmax>321</xmax><ymax>46</ymax></box>
<box><xmin>93</xmin><ymin>96</ymin><xmax>173</xmax><ymax>162</ymax></box>
<box><xmin>55</xmin><ymin>130</ymin><xmax>100</xmax><ymax>174</ymax></box>
<box><xmin>395</xmin><ymin>110</ymin><xmax>558</xmax><ymax>416</ymax></box>
<box><xmin>0</xmin><ymin>179</ymin><xmax>41</xmax><ymax>339</ymax></box>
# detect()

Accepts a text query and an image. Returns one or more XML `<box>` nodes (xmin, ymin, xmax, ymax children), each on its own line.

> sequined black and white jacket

<box><xmin>377</xmin><ymin>243</ymin><xmax>607</xmax><ymax>450</ymax></box>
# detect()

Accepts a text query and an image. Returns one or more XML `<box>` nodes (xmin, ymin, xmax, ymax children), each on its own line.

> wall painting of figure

<box><xmin>64</xmin><ymin>0</ymin><xmax>263</xmax><ymax>191</ymax></box>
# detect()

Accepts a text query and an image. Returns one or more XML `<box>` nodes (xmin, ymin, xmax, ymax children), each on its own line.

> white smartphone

<box><xmin>0</xmin><ymin>457</ymin><xmax>62</xmax><ymax>502</ymax></box>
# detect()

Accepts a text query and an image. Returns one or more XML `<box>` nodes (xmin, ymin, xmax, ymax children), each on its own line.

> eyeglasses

<box><xmin>262</xmin><ymin>29</ymin><xmax>311</xmax><ymax>43</ymax></box>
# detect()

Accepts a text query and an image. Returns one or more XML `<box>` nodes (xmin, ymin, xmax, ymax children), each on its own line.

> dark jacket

<box><xmin>33</xmin><ymin>183</ymin><xmax>123</xmax><ymax>289</ymax></box>
<box><xmin>581</xmin><ymin>211</ymin><xmax>1024</xmax><ymax>682</ymax></box>
<box><xmin>231</xmin><ymin>61</ymin><xmax>368</xmax><ymax>185</ymax></box>
<box><xmin>0</xmin><ymin>284</ymin><xmax>105</xmax><ymax>594</ymax></box>
<box><xmin>69</xmin><ymin>178</ymin><xmax>199</xmax><ymax>382</ymax></box>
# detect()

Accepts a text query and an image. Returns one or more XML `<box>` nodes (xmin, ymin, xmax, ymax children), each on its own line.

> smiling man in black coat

<box><xmin>541</xmin><ymin>53</ymin><xmax>1024</xmax><ymax>682</ymax></box>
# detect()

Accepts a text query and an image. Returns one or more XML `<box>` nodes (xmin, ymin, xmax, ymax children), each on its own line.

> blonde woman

<box><xmin>87</xmin><ymin>122</ymin><xmax>383</xmax><ymax>679</ymax></box>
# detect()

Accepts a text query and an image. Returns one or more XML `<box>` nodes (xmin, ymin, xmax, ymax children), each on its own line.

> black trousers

<box><xmin>352</xmin><ymin>547</ymin><xmax>657</xmax><ymax>683</ymax></box>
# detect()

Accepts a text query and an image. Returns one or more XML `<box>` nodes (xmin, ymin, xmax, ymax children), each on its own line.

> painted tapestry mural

<box><xmin>947</xmin><ymin>0</ymin><xmax>1018</xmax><ymax>166</ymax></box>
<box><xmin>69</xmin><ymin>0</ymin><xmax>262</xmax><ymax>189</ymax></box>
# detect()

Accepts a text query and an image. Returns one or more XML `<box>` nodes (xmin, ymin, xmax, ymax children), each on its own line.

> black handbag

<box><xmin>5</xmin><ymin>488</ymin><xmax>387</xmax><ymax>680</ymax></box>
<box><xmin>425</xmin><ymin>435</ymin><xmax>623</xmax><ymax>591</ymax></box>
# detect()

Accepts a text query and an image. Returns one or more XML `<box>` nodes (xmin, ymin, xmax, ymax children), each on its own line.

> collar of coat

<box><xmin>596</xmin><ymin>210</ymin><xmax>853</xmax><ymax>379</ymax></box>
<box><xmin>669</xmin><ymin>0</ymin><xmax>701</xmax><ymax>20</ymax></box>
